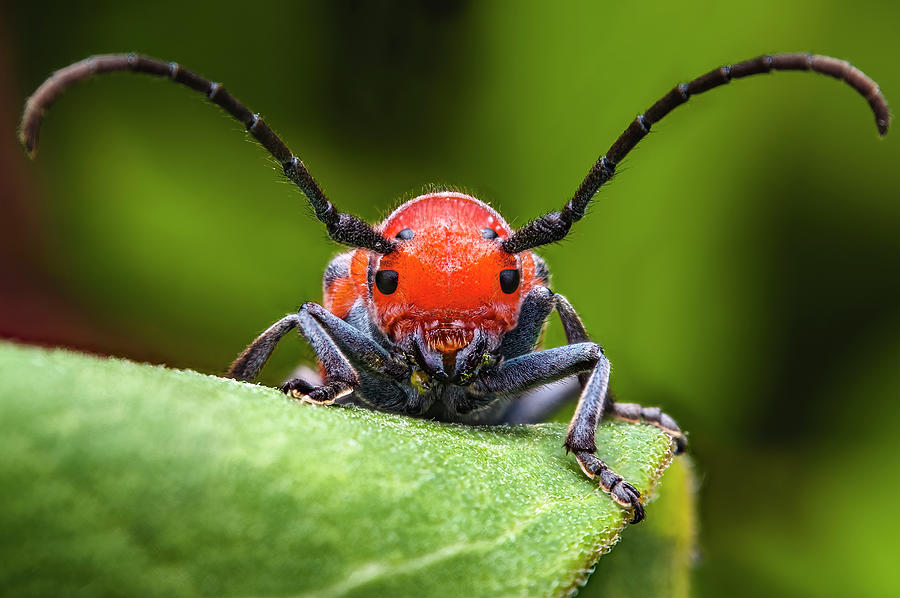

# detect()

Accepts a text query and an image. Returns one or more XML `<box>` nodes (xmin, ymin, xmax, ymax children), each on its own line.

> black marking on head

<box><xmin>500</xmin><ymin>269</ymin><xmax>520</xmax><ymax>294</ymax></box>
<box><xmin>396</xmin><ymin>228</ymin><xmax>415</xmax><ymax>240</ymax></box>
<box><xmin>482</xmin><ymin>228</ymin><xmax>499</xmax><ymax>240</ymax></box>
<box><xmin>376</xmin><ymin>270</ymin><xmax>399</xmax><ymax>295</ymax></box>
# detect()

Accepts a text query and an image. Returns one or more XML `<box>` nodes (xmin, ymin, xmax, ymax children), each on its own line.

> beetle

<box><xmin>20</xmin><ymin>53</ymin><xmax>889</xmax><ymax>523</ymax></box>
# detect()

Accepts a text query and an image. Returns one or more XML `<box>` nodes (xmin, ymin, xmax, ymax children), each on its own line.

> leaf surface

<box><xmin>0</xmin><ymin>341</ymin><xmax>684</xmax><ymax>597</ymax></box>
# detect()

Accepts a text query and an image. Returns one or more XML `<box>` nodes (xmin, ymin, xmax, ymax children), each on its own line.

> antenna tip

<box><xmin>18</xmin><ymin>129</ymin><xmax>38</xmax><ymax>158</ymax></box>
<box><xmin>18</xmin><ymin>115</ymin><xmax>40</xmax><ymax>157</ymax></box>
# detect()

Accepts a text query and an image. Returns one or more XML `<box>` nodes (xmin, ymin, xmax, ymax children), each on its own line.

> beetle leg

<box><xmin>551</xmin><ymin>294</ymin><xmax>612</xmax><ymax>455</ymax></box>
<box><xmin>499</xmin><ymin>285</ymin><xmax>555</xmax><ymax>359</ymax></box>
<box><xmin>301</xmin><ymin>302</ymin><xmax>409</xmax><ymax>379</ymax></box>
<box><xmin>572</xmin><ymin>450</ymin><xmax>645</xmax><ymax>524</ymax></box>
<box><xmin>276</xmin><ymin>304</ymin><xmax>362</xmax><ymax>405</ymax></box>
<box><xmin>496</xmin><ymin>290</ymin><xmax>604</xmax><ymax>424</ymax></box>
<box><xmin>555</xmin><ymin>292</ymin><xmax>687</xmax><ymax>452</ymax></box>
<box><xmin>282</xmin><ymin>302</ymin><xmax>412</xmax><ymax>404</ymax></box>
<box><xmin>475</xmin><ymin>343</ymin><xmax>604</xmax><ymax>396</ymax></box>
<box><xmin>474</xmin><ymin>342</ymin><xmax>644</xmax><ymax>522</ymax></box>
<box><xmin>564</xmin><ymin>347</ymin><xmax>648</xmax><ymax>523</ymax></box>
<box><xmin>554</xmin><ymin>292</ymin><xmax>593</xmax><ymax>388</ymax></box>
<box><xmin>607</xmin><ymin>399</ymin><xmax>687</xmax><ymax>454</ymax></box>
<box><xmin>503</xmin><ymin>292</ymin><xmax>656</xmax><ymax>522</ymax></box>
<box><xmin>227</xmin><ymin>314</ymin><xmax>300</xmax><ymax>381</ymax></box>
<box><xmin>229</xmin><ymin>302</ymin><xmax>408</xmax><ymax>405</ymax></box>
<box><xmin>279</xmin><ymin>377</ymin><xmax>352</xmax><ymax>406</ymax></box>
<box><xmin>496</xmin><ymin>286</ymin><xmax>584</xmax><ymax>423</ymax></box>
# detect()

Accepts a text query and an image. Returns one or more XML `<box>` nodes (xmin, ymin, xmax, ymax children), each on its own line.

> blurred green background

<box><xmin>2</xmin><ymin>1</ymin><xmax>898</xmax><ymax>596</ymax></box>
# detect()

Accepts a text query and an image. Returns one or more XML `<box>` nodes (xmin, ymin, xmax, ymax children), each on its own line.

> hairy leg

<box><xmin>497</xmin><ymin>285</ymin><xmax>582</xmax><ymax>423</ymax></box>
<box><xmin>607</xmin><ymin>399</ymin><xmax>687</xmax><ymax>453</ymax></box>
<box><xmin>228</xmin><ymin>303</ymin><xmax>408</xmax><ymax>405</ymax></box>
<box><xmin>557</xmin><ymin>294</ymin><xmax>653</xmax><ymax>522</ymax></box>
<box><xmin>227</xmin><ymin>314</ymin><xmax>300</xmax><ymax>381</ymax></box>
<box><xmin>499</xmin><ymin>285</ymin><xmax>554</xmax><ymax>359</ymax></box>
<box><xmin>475</xmin><ymin>342</ymin><xmax>644</xmax><ymax>522</ymax></box>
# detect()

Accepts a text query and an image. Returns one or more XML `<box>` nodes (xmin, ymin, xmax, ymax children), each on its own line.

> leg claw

<box><xmin>279</xmin><ymin>378</ymin><xmax>338</xmax><ymax>405</ymax></box>
<box><xmin>612</xmin><ymin>481</ymin><xmax>645</xmax><ymax>523</ymax></box>
<box><xmin>574</xmin><ymin>449</ymin><xmax>646</xmax><ymax>524</ymax></box>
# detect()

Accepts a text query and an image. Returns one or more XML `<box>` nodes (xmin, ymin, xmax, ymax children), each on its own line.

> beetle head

<box><xmin>371</xmin><ymin>192</ymin><xmax>537</xmax><ymax>381</ymax></box>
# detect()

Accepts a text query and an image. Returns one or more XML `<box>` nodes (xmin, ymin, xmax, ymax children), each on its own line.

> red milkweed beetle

<box><xmin>20</xmin><ymin>53</ymin><xmax>890</xmax><ymax>523</ymax></box>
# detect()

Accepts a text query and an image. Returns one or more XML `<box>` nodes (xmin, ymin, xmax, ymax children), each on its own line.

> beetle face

<box><xmin>372</xmin><ymin>193</ymin><xmax>534</xmax><ymax>363</ymax></box>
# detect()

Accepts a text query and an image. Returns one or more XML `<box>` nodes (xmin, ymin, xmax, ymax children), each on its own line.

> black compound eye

<box><xmin>396</xmin><ymin>228</ymin><xmax>415</xmax><ymax>240</ymax></box>
<box><xmin>481</xmin><ymin>228</ymin><xmax>499</xmax><ymax>240</ymax></box>
<box><xmin>375</xmin><ymin>270</ymin><xmax>399</xmax><ymax>295</ymax></box>
<box><xmin>499</xmin><ymin>269</ymin><xmax>520</xmax><ymax>294</ymax></box>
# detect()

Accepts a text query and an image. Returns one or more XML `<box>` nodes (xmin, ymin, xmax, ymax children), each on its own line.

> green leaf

<box><xmin>0</xmin><ymin>341</ymin><xmax>688</xmax><ymax>597</ymax></box>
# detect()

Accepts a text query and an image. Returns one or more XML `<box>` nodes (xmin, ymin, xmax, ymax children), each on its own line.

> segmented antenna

<box><xmin>502</xmin><ymin>53</ymin><xmax>891</xmax><ymax>254</ymax></box>
<box><xmin>19</xmin><ymin>53</ymin><xmax>396</xmax><ymax>254</ymax></box>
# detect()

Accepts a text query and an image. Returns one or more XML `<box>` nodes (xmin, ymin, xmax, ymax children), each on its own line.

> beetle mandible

<box><xmin>20</xmin><ymin>52</ymin><xmax>890</xmax><ymax>523</ymax></box>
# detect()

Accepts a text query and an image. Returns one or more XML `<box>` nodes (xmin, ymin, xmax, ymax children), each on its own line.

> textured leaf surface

<box><xmin>0</xmin><ymin>341</ymin><xmax>682</xmax><ymax>597</ymax></box>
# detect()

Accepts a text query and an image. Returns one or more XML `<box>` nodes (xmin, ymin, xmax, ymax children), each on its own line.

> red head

<box><xmin>370</xmin><ymin>192</ymin><xmax>540</xmax><ymax>362</ymax></box>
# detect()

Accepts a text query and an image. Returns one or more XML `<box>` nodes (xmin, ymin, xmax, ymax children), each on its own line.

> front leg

<box><xmin>561</xmin><ymin>348</ymin><xmax>646</xmax><ymax>524</ymax></box>
<box><xmin>226</xmin><ymin>307</ymin><xmax>357</xmax><ymax>405</ymax></box>
<box><xmin>282</xmin><ymin>302</ymin><xmax>409</xmax><ymax>405</ymax></box>
<box><xmin>228</xmin><ymin>302</ymin><xmax>408</xmax><ymax>405</ymax></box>
<box><xmin>475</xmin><ymin>343</ymin><xmax>645</xmax><ymax>523</ymax></box>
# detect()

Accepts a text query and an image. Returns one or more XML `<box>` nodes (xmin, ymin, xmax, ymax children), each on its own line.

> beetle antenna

<box><xmin>502</xmin><ymin>53</ymin><xmax>891</xmax><ymax>254</ymax></box>
<box><xmin>19</xmin><ymin>54</ymin><xmax>396</xmax><ymax>254</ymax></box>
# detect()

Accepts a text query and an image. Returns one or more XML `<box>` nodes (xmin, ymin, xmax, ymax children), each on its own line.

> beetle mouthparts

<box><xmin>424</xmin><ymin>327</ymin><xmax>475</xmax><ymax>353</ymax></box>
